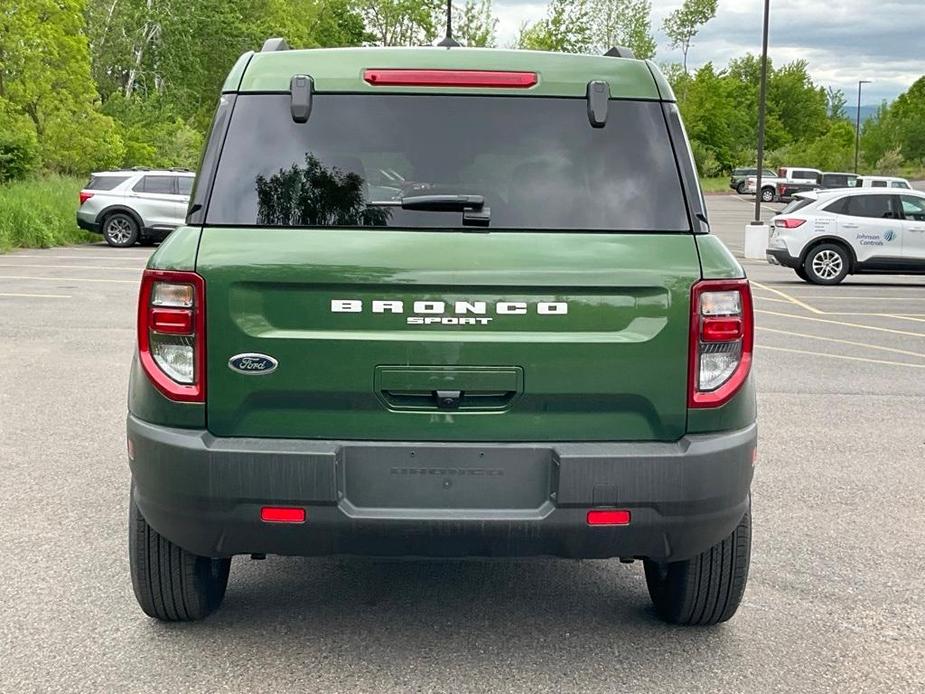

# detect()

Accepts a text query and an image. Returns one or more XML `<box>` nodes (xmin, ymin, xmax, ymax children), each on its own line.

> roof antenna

<box><xmin>437</xmin><ymin>0</ymin><xmax>461</xmax><ymax>47</ymax></box>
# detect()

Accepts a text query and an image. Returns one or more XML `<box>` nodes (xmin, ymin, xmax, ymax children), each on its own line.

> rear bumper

<box><xmin>766</xmin><ymin>248</ymin><xmax>801</xmax><ymax>268</ymax></box>
<box><xmin>76</xmin><ymin>213</ymin><xmax>100</xmax><ymax>234</ymax></box>
<box><xmin>128</xmin><ymin>415</ymin><xmax>756</xmax><ymax>562</ymax></box>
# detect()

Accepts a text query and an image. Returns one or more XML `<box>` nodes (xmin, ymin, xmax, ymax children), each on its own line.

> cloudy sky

<box><xmin>492</xmin><ymin>0</ymin><xmax>923</xmax><ymax>104</ymax></box>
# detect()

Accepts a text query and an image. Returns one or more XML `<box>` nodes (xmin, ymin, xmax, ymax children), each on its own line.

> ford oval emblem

<box><xmin>228</xmin><ymin>353</ymin><xmax>278</xmax><ymax>375</ymax></box>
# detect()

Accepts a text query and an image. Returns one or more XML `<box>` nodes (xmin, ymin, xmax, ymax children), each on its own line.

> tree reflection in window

<box><xmin>255</xmin><ymin>155</ymin><xmax>391</xmax><ymax>226</ymax></box>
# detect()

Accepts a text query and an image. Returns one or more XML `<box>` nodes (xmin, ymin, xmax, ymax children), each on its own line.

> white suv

<box><xmin>766</xmin><ymin>188</ymin><xmax>925</xmax><ymax>284</ymax></box>
<box><xmin>76</xmin><ymin>169</ymin><xmax>195</xmax><ymax>247</ymax></box>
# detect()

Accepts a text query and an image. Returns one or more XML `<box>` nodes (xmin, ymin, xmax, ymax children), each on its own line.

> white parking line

<box><xmin>752</xmin><ymin>281</ymin><xmax>821</xmax><ymax>314</ymax></box>
<box><xmin>0</xmin><ymin>275</ymin><xmax>137</xmax><ymax>284</ymax></box>
<box><xmin>2</xmin><ymin>254</ymin><xmax>150</xmax><ymax>262</ymax></box>
<box><xmin>0</xmin><ymin>292</ymin><xmax>72</xmax><ymax>299</ymax></box>
<box><xmin>761</xmin><ymin>345</ymin><xmax>925</xmax><ymax>368</ymax></box>
<box><xmin>0</xmin><ymin>263</ymin><xmax>142</xmax><ymax>271</ymax></box>
<box><xmin>729</xmin><ymin>195</ymin><xmax>781</xmax><ymax>215</ymax></box>
<box><xmin>757</xmin><ymin>326</ymin><xmax>925</xmax><ymax>359</ymax></box>
<box><xmin>757</xmin><ymin>309</ymin><xmax>925</xmax><ymax>337</ymax></box>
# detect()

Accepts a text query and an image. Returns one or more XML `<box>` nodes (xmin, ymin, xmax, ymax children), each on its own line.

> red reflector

<box><xmin>776</xmin><ymin>218</ymin><xmax>806</xmax><ymax>229</ymax></box>
<box><xmin>79</xmin><ymin>191</ymin><xmax>94</xmax><ymax>205</ymax></box>
<box><xmin>702</xmin><ymin>317</ymin><xmax>744</xmax><ymax>342</ymax></box>
<box><xmin>260</xmin><ymin>507</ymin><xmax>306</xmax><ymax>524</ymax></box>
<box><xmin>587</xmin><ymin>509</ymin><xmax>631</xmax><ymax>526</ymax></box>
<box><xmin>363</xmin><ymin>69</ymin><xmax>537</xmax><ymax>88</ymax></box>
<box><xmin>149</xmin><ymin>307</ymin><xmax>193</xmax><ymax>334</ymax></box>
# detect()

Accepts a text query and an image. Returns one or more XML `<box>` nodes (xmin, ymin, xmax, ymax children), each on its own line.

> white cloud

<box><xmin>493</xmin><ymin>0</ymin><xmax>923</xmax><ymax>102</ymax></box>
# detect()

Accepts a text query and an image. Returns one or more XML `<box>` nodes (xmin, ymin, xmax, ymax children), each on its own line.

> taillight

<box><xmin>137</xmin><ymin>269</ymin><xmax>205</xmax><ymax>402</ymax></box>
<box><xmin>775</xmin><ymin>218</ymin><xmax>805</xmax><ymax>229</ymax></box>
<box><xmin>689</xmin><ymin>279</ymin><xmax>753</xmax><ymax>408</ymax></box>
<box><xmin>79</xmin><ymin>191</ymin><xmax>93</xmax><ymax>205</ymax></box>
<box><xmin>363</xmin><ymin>69</ymin><xmax>537</xmax><ymax>88</ymax></box>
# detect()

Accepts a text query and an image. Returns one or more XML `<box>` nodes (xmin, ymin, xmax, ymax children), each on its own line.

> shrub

<box><xmin>0</xmin><ymin>128</ymin><xmax>40</xmax><ymax>182</ymax></box>
<box><xmin>0</xmin><ymin>176</ymin><xmax>96</xmax><ymax>251</ymax></box>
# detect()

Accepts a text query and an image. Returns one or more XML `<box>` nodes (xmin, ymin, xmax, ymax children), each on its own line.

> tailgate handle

<box><xmin>375</xmin><ymin>366</ymin><xmax>523</xmax><ymax>412</ymax></box>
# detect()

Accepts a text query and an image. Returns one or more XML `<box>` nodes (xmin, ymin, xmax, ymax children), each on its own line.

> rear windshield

<box><xmin>781</xmin><ymin>197</ymin><xmax>814</xmax><ymax>214</ymax></box>
<box><xmin>86</xmin><ymin>175</ymin><xmax>128</xmax><ymax>191</ymax></box>
<box><xmin>206</xmin><ymin>94</ymin><xmax>690</xmax><ymax>232</ymax></box>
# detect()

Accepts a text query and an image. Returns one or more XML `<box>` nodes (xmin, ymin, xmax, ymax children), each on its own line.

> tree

<box><xmin>662</xmin><ymin>0</ymin><xmax>717</xmax><ymax>73</ymax></box>
<box><xmin>456</xmin><ymin>1</ymin><xmax>497</xmax><ymax>48</ymax></box>
<box><xmin>827</xmin><ymin>87</ymin><xmax>847</xmax><ymax>121</ymax></box>
<box><xmin>589</xmin><ymin>0</ymin><xmax>655</xmax><ymax>60</ymax></box>
<box><xmin>516</xmin><ymin>0</ymin><xmax>592</xmax><ymax>53</ymax></box>
<box><xmin>361</xmin><ymin>0</ymin><xmax>443</xmax><ymax>46</ymax></box>
<box><xmin>889</xmin><ymin>76</ymin><xmax>925</xmax><ymax>163</ymax></box>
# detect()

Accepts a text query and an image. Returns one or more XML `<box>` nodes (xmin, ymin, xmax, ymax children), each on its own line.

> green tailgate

<box><xmin>197</xmin><ymin>229</ymin><xmax>700</xmax><ymax>442</ymax></box>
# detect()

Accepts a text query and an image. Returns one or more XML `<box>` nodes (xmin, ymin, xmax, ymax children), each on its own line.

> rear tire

<box><xmin>644</xmin><ymin>503</ymin><xmax>751</xmax><ymax>626</ymax></box>
<box><xmin>760</xmin><ymin>187</ymin><xmax>775</xmax><ymax>202</ymax></box>
<box><xmin>129</xmin><ymin>484</ymin><xmax>231</xmax><ymax>621</ymax></box>
<box><xmin>794</xmin><ymin>266</ymin><xmax>809</xmax><ymax>282</ymax></box>
<box><xmin>102</xmin><ymin>212</ymin><xmax>139</xmax><ymax>247</ymax></box>
<box><xmin>803</xmin><ymin>243</ymin><xmax>849</xmax><ymax>285</ymax></box>
<box><xmin>736</xmin><ymin>181</ymin><xmax>747</xmax><ymax>194</ymax></box>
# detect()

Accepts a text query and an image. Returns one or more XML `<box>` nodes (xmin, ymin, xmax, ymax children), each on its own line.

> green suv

<box><xmin>127</xmin><ymin>41</ymin><xmax>757</xmax><ymax>625</ymax></box>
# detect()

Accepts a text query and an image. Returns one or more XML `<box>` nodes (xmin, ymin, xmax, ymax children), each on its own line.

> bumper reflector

<box><xmin>586</xmin><ymin>509</ymin><xmax>631</xmax><ymax>526</ymax></box>
<box><xmin>260</xmin><ymin>507</ymin><xmax>306</xmax><ymax>524</ymax></box>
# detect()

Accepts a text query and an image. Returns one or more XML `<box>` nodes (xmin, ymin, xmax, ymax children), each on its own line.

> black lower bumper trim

<box><xmin>128</xmin><ymin>416</ymin><xmax>756</xmax><ymax>562</ymax></box>
<box><xmin>766</xmin><ymin>248</ymin><xmax>800</xmax><ymax>268</ymax></box>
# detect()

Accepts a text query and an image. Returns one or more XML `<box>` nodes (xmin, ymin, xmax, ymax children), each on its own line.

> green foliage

<box><xmin>875</xmin><ymin>148</ymin><xmax>904</xmax><ymax>176</ymax></box>
<box><xmin>516</xmin><ymin>0</ymin><xmax>593</xmax><ymax>53</ymax></box>
<box><xmin>662</xmin><ymin>0</ymin><xmax>717</xmax><ymax>71</ymax></box>
<box><xmin>0</xmin><ymin>122</ymin><xmax>40</xmax><ymax>182</ymax></box>
<box><xmin>589</xmin><ymin>0</ymin><xmax>656</xmax><ymax>59</ymax></box>
<box><xmin>361</xmin><ymin>0</ymin><xmax>443</xmax><ymax>45</ymax></box>
<box><xmin>457</xmin><ymin>1</ymin><xmax>497</xmax><ymax>47</ymax></box>
<box><xmin>0</xmin><ymin>176</ymin><xmax>94</xmax><ymax>251</ymax></box>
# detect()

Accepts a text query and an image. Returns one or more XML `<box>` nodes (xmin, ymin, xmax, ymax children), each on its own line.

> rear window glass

<box><xmin>781</xmin><ymin>197</ymin><xmax>813</xmax><ymax>214</ymax></box>
<box><xmin>134</xmin><ymin>175</ymin><xmax>176</xmax><ymax>194</ymax></box>
<box><xmin>207</xmin><ymin>94</ymin><xmax>690</xmax><ymax>232</ymax></box>
<box><xmin>86</xmin><ymin>175</ymin><xmax>128</xmax><ymax>191</ymax></box>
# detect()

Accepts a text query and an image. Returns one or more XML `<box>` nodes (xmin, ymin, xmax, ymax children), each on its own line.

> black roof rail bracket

<box><xmin>586</xmin><ymin>80</ymin><xmax>610</xmax><ymax>128</ymax></box>
<box><xmin>262</xmin><ymin>37</ymin><xmax>290</xmax><ymax>52</ymax></box>
<box><xmin>290</xmin><ymin>75</ymin><xmax>314</xmax><ymax>123</ymax></box>
<box><xmin>604</xmin><ymin>46</ymin><xmax>636</xmax><ymax>59</ymax></box>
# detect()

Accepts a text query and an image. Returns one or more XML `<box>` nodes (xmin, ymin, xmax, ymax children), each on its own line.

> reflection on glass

<box><xmin>256</xmin><ymin>155</ymin><xmax>391</xmax><ymax>227</ymax></box>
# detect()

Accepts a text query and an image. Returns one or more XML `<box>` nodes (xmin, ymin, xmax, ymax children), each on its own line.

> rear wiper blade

<box><xmin>399</xmin><ymin>194</ymin><xmax>485</xmax><ymax>212</ymax></box>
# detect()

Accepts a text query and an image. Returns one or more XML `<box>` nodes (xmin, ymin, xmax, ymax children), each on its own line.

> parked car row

<box><xmin>77</xmin><ymin>168</ymin><xmax>195</xmax><ymax>247</ymax></box>
<box><xmin>735</xmin><ymin>166</ymin><xmax>911</xmax><ymax>203</ymax></box>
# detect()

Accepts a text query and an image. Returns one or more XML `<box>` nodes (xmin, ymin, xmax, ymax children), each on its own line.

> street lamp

<box><xmin>752</xmin><ymin>0</ymin><xmax>771</xmax><ymax>224</ymax></box>
<box><xmin>855</xmin><ymin>80</ymin><xmax>871</xmax><ymax>173</ymax></box>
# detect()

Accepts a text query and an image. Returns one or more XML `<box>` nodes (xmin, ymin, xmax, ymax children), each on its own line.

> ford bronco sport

<box><xmin>127</xmin><ymin>40</ymin><xmax>757</xmax><ymax>625</ymax></box>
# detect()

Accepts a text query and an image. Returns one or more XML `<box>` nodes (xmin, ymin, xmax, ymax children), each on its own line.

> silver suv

<box><xmin>76</xmin><ymin>169</ymin><xmax>195</xmax><ymax>247</ymax></box>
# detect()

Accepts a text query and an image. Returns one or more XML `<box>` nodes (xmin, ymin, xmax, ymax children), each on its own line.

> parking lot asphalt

<box><xmin>1</xmin><ymin>198</ymin><xmax>923</xmax><ymax>693</ymax></box>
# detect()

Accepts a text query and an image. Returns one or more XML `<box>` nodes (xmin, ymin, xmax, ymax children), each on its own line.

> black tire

<box><xmin>102</xmin><ymin>212</ymin><xmax>139</xmax><ymax>247</ymax></box>
<box><xmin>736</xmin><ymin>181</ymin><xmax>747</xmax><ymax>195</ymax></box>
<box><xmin>760</xmin><ymin>187</ymin><xmax>775</xmax><ymax>202</ymax></box>
<box><xmin>803</xmin><ymin>243</ymin><xmax>850</xmax><ymax>285</ymax></box>
<box><xmin>644</xmin><ymin>504</ymin><xmax>751</xmax><ymax>626</ymax></box>
<box><xmin>129</xmin><ymin>484</ymin><xmax>231</xmax><ymax>621</ymax></box>
<box><xmin>794</xmin><ymin>266</ymin><xmax>810</xmax><ymax>282</ymax></box>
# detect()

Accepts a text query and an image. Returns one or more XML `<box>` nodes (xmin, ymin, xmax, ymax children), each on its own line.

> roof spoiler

<box><xmin>261</xmin><ymin>37</ymin><xmax>289</xmax><ymax>52</ymax></box>
<box><xmin>604</xmin><ymin>46</ymin><xmax>636</xmax><ymax>59</ymax></box>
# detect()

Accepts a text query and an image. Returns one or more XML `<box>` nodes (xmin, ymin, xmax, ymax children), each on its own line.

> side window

<box><xmin>871</xmin><ymin>180</ymin><xmax>887</xmax><ymax>188</ymax></box>
<box><xmin>178</xmin><ymin>177</ymin><xmax>194</xmax><ymax>195</ymax></box>
<box><xmin>134</xmin><ymin>175</ymin><xmax>176</xmax><ymax>194</ymax></box>
<box><xmin>87</xmin><ymin>175</ymin><xmax>129</xmax><ymax>190</ymax></box>
<box><xmin>845</xmin><ymin>194</ymin><xmax>896</xmax><ymax>219</ymax></box>
<box><xmin>823</xmin><ymin>197</ymin><xmax>850</xmax><ymax>215</ymax></box>
<box><xmin>794</xmin><ymin>170</ymin><xmax>816</xmax><ymax>180</ymax></box>
<box><xmin>891</xmin><ymin>181</ymin><xmax>910</xmax><ymax>189</ymax></box>
<box><xmin>900</xmin><ymin>195</ymin><xmax>925</xmax><ymax>221</ymax></box>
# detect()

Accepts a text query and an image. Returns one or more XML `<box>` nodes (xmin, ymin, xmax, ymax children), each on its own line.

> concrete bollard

<box><xmin>744</xmin><ymin>222</ymin><xmax>770</xmax><ymax>260</ymax></box>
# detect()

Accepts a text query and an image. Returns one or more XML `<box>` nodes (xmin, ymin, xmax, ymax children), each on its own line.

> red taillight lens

<box><xmin>79</xmin><ymin>191</ymin><xmax>93</xmax><ymax>205</ymax></box>
<box><xmin>775</xmin><ymin>218</ymin><xmax>806</xmax><ymax>229</ymax></box>
<box><xmin>689</xmin><ymin>279</ymin><xmax>753</xmax><ymax>408</ymax></box>
<box><xmin>137</xmin><ymin>269</ymin><xmax>205</xmax><ymax>402</ymax></box>
<box><xmin>587</xmin><ymin>509</ymin><xmax>631</xmax><ymax>526</ymax></box>
<box><xmin>363</xmin><ymin>69</ymin><xmax>537</xmax><ymax>88</ymax></box>
<box><xmin>260</xmin><ymin>507</ymin><xmax>306</xmax><ymax>524</ymax></box>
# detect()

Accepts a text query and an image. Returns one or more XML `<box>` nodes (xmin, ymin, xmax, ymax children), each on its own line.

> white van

<box><xmin>857</xmin><ymin>175</ymin><xmax>911</xmax><ymax>189</ymax></box>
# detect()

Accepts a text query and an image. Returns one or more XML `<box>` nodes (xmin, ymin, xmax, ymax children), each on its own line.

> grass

<box><xmin>700</xmin><ymin>177</ymin><xmax>731</xmax><ymax>193</ymax></box>
<box><xmin>0</xmin><ymin>175</ymin><xmax>96</xmax><ymax>252</ymax></box>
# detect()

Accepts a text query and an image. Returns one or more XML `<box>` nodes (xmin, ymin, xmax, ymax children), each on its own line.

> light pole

<box><xmin>752</xmin><ymin>0</ymin><xmax>771</xmax><ymax>224</ymax></box>
<box><xmin>855</xmin><ymin>80</ymin><xmax>871</xmax><ymax>173</ymax></box>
